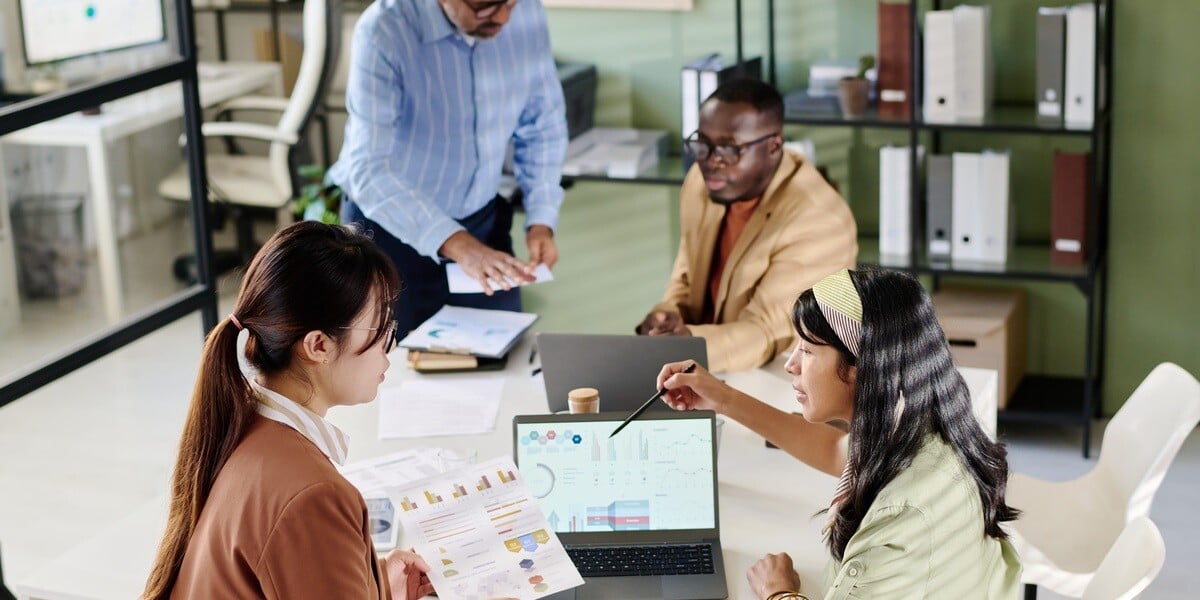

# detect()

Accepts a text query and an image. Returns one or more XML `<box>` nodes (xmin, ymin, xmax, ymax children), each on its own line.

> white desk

<box><xmin>0</xmin><ymin>62</ymin><xmax>282</xmax><ymax>324</ymax></box>
<box><xmin>14</xmin><ymin>339</ymin><xmax>997</xmax><ymax>600</ymax></box>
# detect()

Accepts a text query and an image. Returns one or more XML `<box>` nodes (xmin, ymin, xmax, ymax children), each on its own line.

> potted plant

<box><xmin>837</xmin><ymin>54</ymin><xmax>875</xmax><ymax>117</ymax></box>
<box><xmin>294</xmin><ymin>165</ymin><xmax>343</xmax><ymax>224</ymax></box>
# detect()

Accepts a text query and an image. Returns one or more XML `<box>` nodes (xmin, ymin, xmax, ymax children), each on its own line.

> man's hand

<box><xmin>526</xmin><ymin>225</ymin><xmax>558</xmax><ymax>268</ymax></box>
<box><xmin>747</xmin><ymin>552</ymin><xmax>802</xmax><ymax>600</ymax></box>
<box><xmin>439</xmin><ymin>231</ymin><xmax>534</xmax><ymax>295</ymax></box>
<box><xmin>636</xmin><ymin>310</ymin><xmax>690</xmax><ymax>336</ymax></box>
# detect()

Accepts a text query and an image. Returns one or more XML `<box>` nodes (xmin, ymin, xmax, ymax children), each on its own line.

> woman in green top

<box><xmin>657</xmin><ymin>268</ymin><xmax>1022</xmax><ymax>599</ymax></box>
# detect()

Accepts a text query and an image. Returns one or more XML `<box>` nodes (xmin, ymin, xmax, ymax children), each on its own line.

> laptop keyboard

<box><xmin>567</xmin><ymin>543</ymin><xmax>715</xmax><ymax>577</ymax></box>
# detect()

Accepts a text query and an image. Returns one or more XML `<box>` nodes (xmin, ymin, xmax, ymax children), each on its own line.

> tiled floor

<box><xmin>1</xmin><ymin>185</ymin><xmax>1196</xmax><ymax>598</ymax></box>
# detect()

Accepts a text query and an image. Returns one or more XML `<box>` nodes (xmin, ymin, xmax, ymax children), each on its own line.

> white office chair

<box><xmin>1006</xmin><ymin>362</ymin><xmax>1200</xmax><ymax>597</ymax></box>
<box><xmin>1080</xmin><ymin>517</ymin><xmax>1166</xmax><ymax>600</ymax></box>
<box><xmin>159</xmin><ymin>0</ymin><xmax>342</xmax><ymax>280</ymax></box>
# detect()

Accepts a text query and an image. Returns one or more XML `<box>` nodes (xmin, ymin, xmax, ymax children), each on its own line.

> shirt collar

<box><xmin>416</xmin><ymin>0</ymin><xmax>463</xmax><ymax>44</ymax></box>
<box><xmin>251</xmin><ymin>379</ymin><xmax>350</xmax><ymax>466</ymax></box>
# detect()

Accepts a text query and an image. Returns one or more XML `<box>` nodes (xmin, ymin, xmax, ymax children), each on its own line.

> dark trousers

<box><xmin>341</xmin><ymin>196</ymin><xmax>522</xmax><ymax>336</ymax></box>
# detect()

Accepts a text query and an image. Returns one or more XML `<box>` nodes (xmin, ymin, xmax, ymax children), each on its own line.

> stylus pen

<box><xmin>609</xmin><ymin>362</ymin><xmax>696</xmax><ymax>438</ymax></box>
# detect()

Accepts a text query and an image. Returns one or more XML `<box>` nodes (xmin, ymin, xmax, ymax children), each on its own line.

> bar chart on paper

<box><xmin>389</xmin><ymin>457</ymin><xmax>583</xmax><ymax>599</ymax></box>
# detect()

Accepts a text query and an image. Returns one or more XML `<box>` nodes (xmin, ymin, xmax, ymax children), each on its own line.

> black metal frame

<box><xmin>758</xmin><ymin>0</ymin><xmax>1115</xmax><ymax>458</ymax></box>
<box><xmin>0</xmin><ymin>0</ymin><xmax>219</xmax><ymax>408</ymax></box>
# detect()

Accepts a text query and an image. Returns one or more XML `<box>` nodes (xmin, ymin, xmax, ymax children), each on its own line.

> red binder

<box><xmin>877</xmin><ymin>2</ymin><xmax>912</xmax><ymax>118</ymax></box>
<box><xmin>1050</xmin><ymin>152</ymin><xmax>1093</xmax><ymax>265</ymax></box>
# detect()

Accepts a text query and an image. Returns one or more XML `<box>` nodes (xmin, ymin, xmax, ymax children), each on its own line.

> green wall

<box><xmin>543</xmin><ymin>0</ymin><xmax>1200</xmax><ymax>414</ymax></box>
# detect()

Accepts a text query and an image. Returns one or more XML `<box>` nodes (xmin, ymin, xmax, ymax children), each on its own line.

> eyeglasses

<box><xmin>683</xmin><ymin>131</ymin><xmax>780</xmax><ymax>165</ymax></box>
<box><xmin>339</xmin><ymin>320</ymin><xmax>400</xmax><ymax>354</ymax></box>
<box><xmin>463</xmin><ymin>0</ymin><xmax>518</xmax><ymax>18</ymax></box>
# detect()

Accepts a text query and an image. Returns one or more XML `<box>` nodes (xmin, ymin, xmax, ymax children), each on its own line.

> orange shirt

<box><xmin>703</xmin><ymin>197</ymin><xmax>761</xmax><ymax>323</ymax></box>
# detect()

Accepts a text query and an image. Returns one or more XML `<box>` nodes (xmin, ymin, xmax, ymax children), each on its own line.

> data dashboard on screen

<box><xmin>19</xmin><ymin>0</ymin><xmax>166</xmax><ymax>66</ymax></box>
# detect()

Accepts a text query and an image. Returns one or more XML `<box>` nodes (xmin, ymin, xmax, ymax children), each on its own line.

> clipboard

<box><xmin>398</xmin><ymin>306</ymin><xmax>538</xmax><ymax>360</ymax></box>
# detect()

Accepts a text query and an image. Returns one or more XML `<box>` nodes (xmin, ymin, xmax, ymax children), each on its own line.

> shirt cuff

<box><xmin>521</xmin><ymin>185</ymin><xmax>563</xmax><ymax>232</ymax></box>
<box><xmin>415</xmin><ymin>217</ymin><xmax>467</xmax><ymax>262</ymax></box>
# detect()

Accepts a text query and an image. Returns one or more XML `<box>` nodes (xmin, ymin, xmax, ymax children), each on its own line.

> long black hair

<box><xmin>793</xmin><ymin>268</ymin><xmax>1018</xmax><ymax>562</ymax></box>
<box><xmin>145</xmin><ymin>221</ymin><xmax>400</xmax><ymax>599</ymax></box>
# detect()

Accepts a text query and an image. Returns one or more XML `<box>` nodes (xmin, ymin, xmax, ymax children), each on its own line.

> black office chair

<box><xmin>158</xmin><ymin>0</ymin><xmax>343</xmax><ymax>283</ymax></box>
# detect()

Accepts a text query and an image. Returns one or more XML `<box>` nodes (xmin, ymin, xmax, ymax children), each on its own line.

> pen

<box><xmin>609</xmin><ymin>362</ymin><xmax>696</xmax><ymax>438</ymax></box>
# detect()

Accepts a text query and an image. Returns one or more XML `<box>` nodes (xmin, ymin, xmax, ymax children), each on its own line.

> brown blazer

<box><xmin>654</xmin><ymin>149</ymin><xmax>857</xmax><ymax>372</ymax></box>
<box><xmin>171</xmin><ymin>416</ymin><xmax>390</xmax><ymax>599</ymax></box>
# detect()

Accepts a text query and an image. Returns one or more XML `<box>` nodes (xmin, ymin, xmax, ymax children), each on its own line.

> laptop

<box><xmin>536</xmin><ymin>333</ymin><xmax>708</xmax><ymax>414</ymax></box>
<box><xmin>513</xmin><ymin>411</ymin><xmax>728</xmax><ymax>600</ymax></box>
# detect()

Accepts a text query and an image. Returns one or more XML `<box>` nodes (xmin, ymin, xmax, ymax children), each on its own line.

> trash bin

<box><xmin>10</xmin><ymin>194</ymin><xmax>85</xmax><ymax>298</ymax></box>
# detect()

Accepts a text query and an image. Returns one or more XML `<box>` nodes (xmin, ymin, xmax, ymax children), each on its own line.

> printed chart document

<box><xmin>337</xmin><ymin>448</ymin><xmax>443</xmax><ymax>551</ymax></box>
<box><xmin>447</xmin><ymin>263</ymin><xmax>554</xmax><ymax>294</ymax></box>
<box><xmin>387</xmin><ymin>457</ymin><xmax>584</xmax><ymax>600</ymax></box>
<box><xmin>399</xmin><ymin>306</ymin><xmax>538</xmax><ymax>358</ymax></box>
<box><xmin>378</xmin><ymin>378</ymin><xmax>504</xmax><ymax>439</ymax></box>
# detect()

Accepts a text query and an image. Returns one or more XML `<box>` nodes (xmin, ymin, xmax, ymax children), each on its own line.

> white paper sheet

<box><xmin>337</xmin><ymin>448</ymin><xmax>443</xmax><ymax>551</ymax></box>
<box><xmin>387</xmin><ymin>456</ymin><xmax>584</xmax><ymax>600</ymax></box>
<box><xmin>446</xmin><ymin>263</ymin><xmax>554</xmax><ymax>294</ymax></box>
<box><xmin>378</xmin><ymin>378</ymin><xmax>505</xmax><ymax>439</ymax></box>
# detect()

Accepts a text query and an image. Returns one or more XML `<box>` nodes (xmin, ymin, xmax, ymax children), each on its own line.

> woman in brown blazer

<box><xmin>143</xmin><ymin>222</ymin><xmax>433</xmax><ymax>599</ymax></box>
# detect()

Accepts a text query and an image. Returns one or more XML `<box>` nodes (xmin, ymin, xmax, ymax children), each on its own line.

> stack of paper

<box><xmin>447</xmin><ymin>263</ymin><xmax>553</xmax><ymax>294</ymax></box>
<box><xmin>399</xmin><ymin>305</ymin><xmax>537</xmax><ymax>359</ymax></box>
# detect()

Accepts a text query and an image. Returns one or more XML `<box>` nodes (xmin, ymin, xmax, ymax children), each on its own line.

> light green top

<box><xmin>820</xmin><ymin>435</ymin><xmax>1021</xmax><ymax>599</ymax></box>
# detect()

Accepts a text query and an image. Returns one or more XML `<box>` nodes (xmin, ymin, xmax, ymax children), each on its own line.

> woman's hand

<box><xmin>747</xmin><ymin>552</ymin><xmax>803</xmax><ymax>600</ymax></box>
<box><xmin>384</xmin><ymin>548</ymin><xmax>435</xmax><ymax>600</ymax></box>
<box><xmin>656</xmin><ymin>361</ymin><xmax>735</xmax><ymax>413</ymax></box>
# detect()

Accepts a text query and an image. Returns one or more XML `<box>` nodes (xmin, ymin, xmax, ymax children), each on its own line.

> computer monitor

<box><xmin>17</xmin><ymin>0</ymin><xmax>166</xmax><ymax>67</ymax></box>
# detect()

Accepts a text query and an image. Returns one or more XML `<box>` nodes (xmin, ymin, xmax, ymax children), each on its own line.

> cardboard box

<box><xmin>932</xmin><ymin>287</ymin><xmax>1027</xmax><ymax>408</ymax></box>
<box><xmin>253</xmin><ymin>27</ymin><xmax>304</xmax><ymax>95</ymax></box>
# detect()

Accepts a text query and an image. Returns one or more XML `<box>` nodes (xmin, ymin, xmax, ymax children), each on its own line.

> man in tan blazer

<box><xmin>637</xmin><ymin>80</ymin><xmax>857</xmax><ymax>372</ymax></box>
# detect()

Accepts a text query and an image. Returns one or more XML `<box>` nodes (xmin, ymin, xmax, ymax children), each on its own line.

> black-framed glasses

<box><xmin>463</xmin><ymin>0</ymin><xmax>518</xmax><ymax>18</ymax></box>
<box><xmin>339</xmin><ymin>320</ymin><xmax>400</xmax><ymax>353</ymax></box>
<box><xmin>683</xmin><ymin>131</ymin><xmax>780</xmax><ymax>165</ymax></box>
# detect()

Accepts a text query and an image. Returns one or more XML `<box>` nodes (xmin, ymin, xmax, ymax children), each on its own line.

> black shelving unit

<box><xmin>761</xmin><ymin>0</ymin><xmax>1115</xmax><ymax>458</ymax></box>
<box><xmin>0</xmin><ymin>0</ymin><xmax>219</xmax><ymax>407</ymax></box>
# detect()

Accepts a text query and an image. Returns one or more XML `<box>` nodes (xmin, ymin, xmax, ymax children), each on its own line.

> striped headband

<box><xmin>811</xmin><ymin>269</ymin><xmax>862</xmax><ymax>358</ymax></box>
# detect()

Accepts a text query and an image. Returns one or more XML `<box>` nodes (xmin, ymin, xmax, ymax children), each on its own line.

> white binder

<box><xmin>953</xmin><ymin>5</ymin><xmax>992</xmax><ymax>121</ymax></box>
<box><xmin>1064</xmin><ymin>3</ymin><xmax>1096</xmax><ymax>127</ymax></box>
<box><xmin>952</xmin><ymin>152</ymin><xmax>1012</xmax><ymax>264</ymax></box>
<box><xmin>879</xmin><ymin>146</ymin><xmax>913</xmax><ymax>258</ymax></box>
<box><xmin>923</xmin><ymin>10</ymin><xmax>957</xmax><ymax>123</ymax></box>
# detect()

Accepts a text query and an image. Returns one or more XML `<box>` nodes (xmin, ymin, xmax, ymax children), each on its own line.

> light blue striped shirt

<box><xmin>327</xmin><ymin>0</ymin><xmax>567</xmax><ymax>259</ymax></box>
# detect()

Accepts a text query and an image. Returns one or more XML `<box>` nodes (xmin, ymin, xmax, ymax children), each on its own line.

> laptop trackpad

<box><xmin>552</xmin><ymin>576</ymin><xmax>665</xmax><ymax>599</ymax></box>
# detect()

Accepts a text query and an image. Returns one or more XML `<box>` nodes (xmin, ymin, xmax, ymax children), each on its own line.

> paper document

<box><xmin>399</xmin><ymin>306</ymin><xmax>537</xmax><ymax>358</ymax></box>
<box><xmin>338</xmin><ymin>448</ymin><xmax>443</xmax><ymax>551</ymax></box>
<box><xmin>387</xmin><ymin>456</ymin><xmax>584</xmax><ymax>600</ymax></box>
<box><xmin>447</xmin><ymin>263</ymin><xmax>554</xmax><ymax>294</ymax></box>
<box><xmin>378</xmin><ymin>378</ymin><xmax>504</xmax><ymax>439</ymax></box>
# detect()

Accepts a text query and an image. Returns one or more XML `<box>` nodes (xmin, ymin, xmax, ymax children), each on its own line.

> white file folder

<box><xmin>923</xmin><ymin>10</ymin><xmax>957</xmax><ymax>123</ymax></box>
<box><xmin>952</xmin><ymin>152</ymin><xmax>1011</xmax><ymax>264</ymax></box>
<box><xmin>879</xmin><ymin>146</ymin><xmax>913</xmax><ymax>258</ymax></box>
<box><xmin>1064</xmin><ymin>3</ymin><xmax>1096</xmax><ymax>127</ymax></box>
<box><xmin>953</xmin><ymin>5</ymin><xmax>992</xmax><ymax>121</ymax></box>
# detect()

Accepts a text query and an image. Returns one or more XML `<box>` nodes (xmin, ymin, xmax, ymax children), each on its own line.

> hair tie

<box><xmin>229</xmin><ymin>314</ymin><xmax>245</xmax><ymax>331</ymax></box>
<box><xmin>811</xmin><ymin>269</ymin><xmax>862</xmax><ymax>358</ymax></box>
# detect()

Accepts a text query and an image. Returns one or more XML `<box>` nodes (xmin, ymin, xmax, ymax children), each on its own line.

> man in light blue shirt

<box><xmin>329</xmin><ymin>0</ymin><xmax>567</xmax><ymax>335</ymax></box>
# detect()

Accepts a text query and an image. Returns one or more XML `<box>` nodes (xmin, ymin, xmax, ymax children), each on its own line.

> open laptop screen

<box><xmin>514</xmin><ymin>413</ymin><xmax>716</xmax><ymax>533</ymax></box>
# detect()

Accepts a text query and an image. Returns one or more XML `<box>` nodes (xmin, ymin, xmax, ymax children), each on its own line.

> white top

<box><xmin>251</xmin><ymin>379</ymin><xmax>350</xmax><ymax>466</ymax></box>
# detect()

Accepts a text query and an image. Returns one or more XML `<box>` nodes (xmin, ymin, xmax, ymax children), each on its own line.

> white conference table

<box><xmin>0</xmin><ymin>61</ymin><xmax>282</xmax><ymax>324</ymax></box>
<box><xmin>14</xmin><ymin>337</ymin><xmax>996</xmax><ymax>600</ymax></box>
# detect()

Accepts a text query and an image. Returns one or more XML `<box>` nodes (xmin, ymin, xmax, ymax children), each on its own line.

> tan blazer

<box><xmin>654</xmin><ymin>149</ymin><xmax>857</xmax><ymax>372</ymax></box>
<box><xmin>171</xmin><ymin>417</ymin><xmax>390</xmax><ymax>599</ymax></box>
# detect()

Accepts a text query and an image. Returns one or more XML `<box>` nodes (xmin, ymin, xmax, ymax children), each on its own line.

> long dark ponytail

<box><xmin>794</xmin><ymin>268</ymin><xmax>1018</xmax><ymax>562</ymax></box>
<box><xmin>143</xmin><ymin>222</ymin><xmax>399</xmax><ymax>599</ymax></box>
